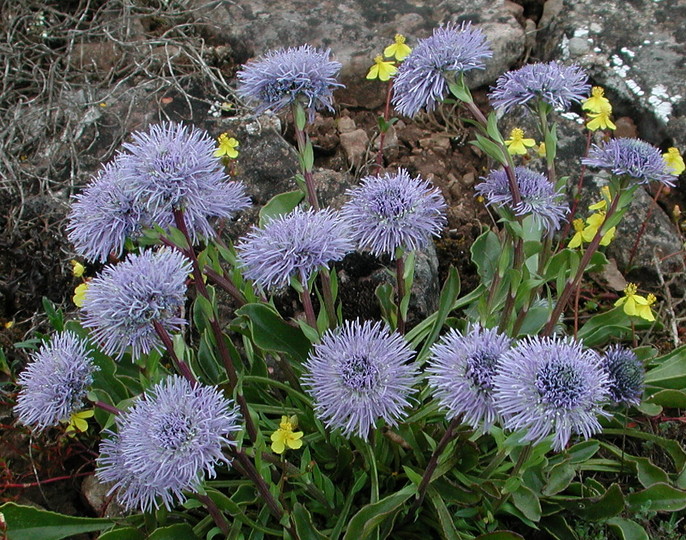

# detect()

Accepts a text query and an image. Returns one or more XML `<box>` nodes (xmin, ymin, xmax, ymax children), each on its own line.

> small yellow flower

<box><xmin>582</xmin><ymin>212</ymin><xmax>616</xmax><ymax>246</ymax></box>
<box><xmin>635</xmin><ymin>294</ymin><xmax>657</xmax><ymax>322</ymax></box>
<box><xmin>582</xmin><ymin>86</ymin><xmax>612</xmax><ymax>114</ymax></box>
<box><xmin>536</xmin><ymin>142</ymin><xmax>546</xmax><ymax>158</ymax></box>
<box><xmin>220</xmin><ymin>102</ymin><xmax>233</xmax><ymax>112</ymax></box>
<box><xmin>383</xmin><ymin>34</ymin><xmax>411</xmax><ymax>61</ymax></box>
<box><xmin>214</xmin><ymin>133</ymin><xmax>239</xmax><ymax>159</ymax></box>
<box><xmin>589</xmin><ymin>186</ymin><xmax>611</xmax><ymax>211</ymax></box>
<box><xmin>504</xmin><ymin>128</ymin><xmax>536</xmax><ymax>156</ymax></box>
<box><xmin>99</xmin><ymin>102</ymin><xmax>107</xmax><ymax>108</ymax></box>
<box><xmin>71</xmin><ymin>259</ymin><xmax>85</xmax><ymax>278</ymax></box>
<box><xmin>568</xmin><ymin>218</ymin><xmax>586</xmax><ymax>248</ymax></box>
<box><xmin>270</xmin><ymin>415</ymin><xmax>304</xmax><ymax>454</ymax></box>
<box><xmin>73</xmin><ymin>282</ymin><xmax>89</xmax><ymax>307</ymax></box>
<box><xmin>3</xmin><ymin>321</ymin><xmax>14</xmax><ymax>329</ymax></box>
<box><xmin>366</xmin><ymin>55</ymin><xmax>397</xmax><ymax>81</ymax></box>
<box><xmin>586</xmin><ymin>102</ymin><xmax>616</xmax><ymax>131</ymax></box>
<box><xmin>65</xmin><ymin>409</ymin><xmax>94</xmax><ymax>434</ymax></box>
<box><xmin>663</xmin><ymin>147</ymin><xmax>685</xmax><ymax>176</ymax></box>
<box><xmin>615</xmin><ymin>283</ymin><xmax>649</xmax><ymax>317</ymax></box>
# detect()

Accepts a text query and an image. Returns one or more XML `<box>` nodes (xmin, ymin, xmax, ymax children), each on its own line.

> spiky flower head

<box><xmin>236</xmin><ymin>207</ymin><xmax>353</xmax><ymax>290</ymax></box>
<box><xmin>302</xmin><ymin>320</ymin><xmax>418</xmax><ymax>439</ymax></box>
<box><xmin>67</xmin><ymin>157</ymin><xmax>151</xmax><ymax>263</ymax></box>
<box><xmin>582</xmin><ymin>138</ymin><xmax>676</xmax><ymax>186</ymax></box>
<box><xmin>392</xmin><ymin>23</ymin><xmax>492</xmax><ymax>117</ymax></box>
<box><xmin>475</xmin><ymin>167</ymin><xmax>568</xmax><ymax>233</ymax></box>
<box><xmin>342</xmin><ymin>169</ymin><xmax>447</xmax><ymax>258</ymax></box>
<box><xmin>81</xmin><ymin>249</ymin><xmax>191</xmax><ymax>359</ymax></box>
<box><xmin>96</xmin><ymin>375</ymin><xmax>241</xmax><ymax>512</ymax></box>
<box><xmin>493</xmin><ymin>336</ymin><xmax>610</xmax><ymax>451</ymax></box>
<box><xmin>236</xmin><ymin>45</ymin><xmax>344</xmax><ymax>122</ymax></box>
<box><xmin>426</xmin><ymin>324</ymin><xmax>511</xmax><ymax>430</ymax></box>
<box><xmin>602</xmin><ymin>345</ymin><xmax>644</xmax><ymax>406</ymax></box>
<box><xmin>120</xmin><ymin>122</ymin><xmax>251</xmax><ymax>242</ymax></box>
<box><xmin>14</xmin><ymin>331</ymin><xmax>97</xmax><ymax>431</ymax></box>
<box><xmin>489</xmin><ymin>61</ymin><xmax>590</xmax><ymax>113</ymax></box>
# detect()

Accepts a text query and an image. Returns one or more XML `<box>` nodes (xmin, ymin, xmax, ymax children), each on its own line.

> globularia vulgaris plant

<box><xmin>4</xmin><ymin>22</ymin><xmax>686</xmax><ymax>540</ymax></box>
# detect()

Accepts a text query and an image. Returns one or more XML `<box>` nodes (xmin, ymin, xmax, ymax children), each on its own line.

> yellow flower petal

<box><xmin>71</xmin><ymin>260</ymin><xmax>85</xmax><ymax>278</ymax></box>
<box><xmin>384</xmin><ymin>34</ymin><xmax>411</xmax><ymax>61</ymax></box>
<box><xmin>73</xmin><ymin>282</ymin><xmax>89</xmax><ymax>307</ymax></box>
<box><xmin>663</xmin><ymin>147</ymin><xmax>685</xmax><ymax>176</ymax></box>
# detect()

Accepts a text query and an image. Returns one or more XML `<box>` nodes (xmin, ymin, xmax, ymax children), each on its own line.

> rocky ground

<box><xmin>0</xmin><ymin>0</ymin><xmax>685</xmax><ymax>527</ymax></box>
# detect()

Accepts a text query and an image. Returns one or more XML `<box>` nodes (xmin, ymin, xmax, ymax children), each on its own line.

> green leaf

<box><xmin>448</xmin><ymin>75</ymin><xmax>473</xmax><ymax>103</ymax></box>
<box><xmin>292</xmin><ymin>503</ymin><xmax>328</xmax><ymax>540</ymax></box>
<box><xmin>471</xmin><ymin>134</ymin><xmax>506</xmax><ymax>165</ymax></box>
<box><xmin>342</xmin><ymin>485</ymin><xmax>416</xmax><ymax>540</ymax></box>
<box><xmin>0</xmin><ymin>502</ymin><xmax>113</xmax><ymax>540</ymax></box>
<box><xmin>486</xmin><ymin>112</ymin><xmax>504</xmax><ymax>143</ymax></box>
<box><xmin>572</xmin><ymin>483</ymin><xmax>624</xmax><ymax>521</ymax></box>
<box><xmin>471</xmin><ymin>229</ymin><xmax>501</xmax><ymax>284</ymax></box>
<box><xmin>540</xmin><ymin>515</ymin><xmax>577</xmax><ymax>540</ymax></box>
<box><xmin>512</xmin><ymin>484</ymin><xmax>541</xmax><ymax>522</ymax></box>
<box><xmin>644</xmin><ymin>345</ymin><xmax>686</xmax><ymax>390</ymax></box>
<box><xmin>147</xmin><ymin>524</ymin><xmax>199</xmax><ymax>539</ymax></box>
<box><xmin>544</xmin><ymin>124</ymin><xmax>557</xmax><ymax>162</ymax></box>
<box><xmin>294</xmin><ymin>103</ymin><xmax>307</xmax><ymax>131</ymax></box>
<box><xmin>577</xmin><ymin>306</ymin><xmax>645</xmax><ymax>347</ymax></box>
<box><xmin>645</xmin><ymin>389</ymin><xmax>686</xmax><ymax>408</ymax></box>
<box><xmin>427</xmin><ymin>487</ymin><xmax>463</xmax><ymax>540</ymax></box>
<box><xmin>543</xmin><ymin>460</ymin><xmax>575</xmax><ymax>496</ymax></box>
<box><xmin>42</xmin><ymin>297</ymin><xmax>64</xmax><ymax>332</ymax></box>
<box><xmin>626</xmin><ymin>483</ymin><xmax>686</xmax><ymax>512</ymax></box>
<box><xmin>236</xmin><ymin>304</ymin><xmax>311</xmax><ymax>362</ymax></box>
<box><xmin>606</xmin><ymin>518</ymin><xmax>649</xmax><ymax>540</ymax></box>
<box><xmin>301</xmin><ymin>138</ymin><xmax>314</xmax><ymax>172</ymax></box>
<box><xmin>98</xmin><ymin>528</ymin><xmax>146</xmax><ymax>540</ymax></box>
<box><xmin>474</xmin><ymin>532</ymin><xmax>524</xmax><ymax>540</ymax></box>
<box><xmin>416</xmin><ymin>266</ymin><xmax>460</xmax><ymax>362</ymax></box>
<box><xmin>258</xmin><ymin>190</ymin><xmax>304</xmax><ymax>227</ymax></box>
<box><xmin>603</xmin><ymin>428</ymin><xmax>686</xmax><ymax>471</ymax></box>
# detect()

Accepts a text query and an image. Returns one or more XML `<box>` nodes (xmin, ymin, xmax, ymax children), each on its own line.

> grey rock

<box><xmin>81</xmin><ymin>474</ymin><xmax>129</xmax><ymax>518</ymax></box>
<box><xmin>339</xmin><ymin>128</ymin><xmax>370</xmax><ymax>169</ymax></box>
<box><xmin>188</xmin><ymin>0</ymin><xmax>526</xmax><ymax>109</ymax></box>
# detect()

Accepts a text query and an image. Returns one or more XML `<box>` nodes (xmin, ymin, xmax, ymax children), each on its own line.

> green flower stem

<box><xmin>481</xmin><ymin>447</ymin><xmax>508</xmax><ymax>479</ymax></box>
<box><xmin>373</xmin><ymin>79</ymin><xmax>395</xmax><ymax>174</ymax></box>
<box><xmin>173</xmin><ymin>209</ymin><xmax>258</xmax><ymax>444</ymax></box>
<box><xmin>542</xmin><ymin>191</ymin><xmax>622</xmax><ymax>336</ymax></box>
<box><xmin>152</xmin><ymin>320</ymin><xmax>196</xmax><ymax>385</ymax></box>
<box><xmin>319</xmin><ymin>269</ymin><xmax>338</xmax><ymax>329</ymax></box>
<box><xmin>292</xmin><ymin>103</ymin><xmax>320</xmax><ymax>210</ymax></box>
<box><xmin>357</xmin><ymin>436</ymin><xmax>379</xmax><ymax>504</ymax></box>
<box><xmin>261</xmin><ymin>452</ymin><xmax>331</xmax><ymax>509</ymax></box>
<box><xmin>90</xmin><ymin>399</ymin><xmax>122</xmax><ymax>416</ymax></box>
<box><xmin>413</xmin><ymin>416</ymin><xmax>461</xmax><ymax>511</ymax></box>
<box><xmin>491</xmin><ymin>443</ymin><xmax>533</xmax><ymax>515</ymax></box>
<box><xmin>300</xmin><ymin>278</ymin><xmax>318</xmax><ymax>330</ymax></box>
<box><xmin>195</xmin><ymin>493</ymin><xmax>230</xmax><ymax>536</ymax></box>
<box><xmin>395</xmin><ymin>254</ymin><xmax>406</xmax><ymax>335</ymax></box>
<box><xmin>537</xmin><ymin>101</ymin><xmax>556</xmax><ymax>185</ymax></box>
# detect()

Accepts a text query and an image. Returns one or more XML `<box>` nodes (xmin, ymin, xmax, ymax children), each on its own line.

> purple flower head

<box><xmin>302</xmin><ymin>320</ymin><xmax>418</xmax><ymax>439</ymax></box>
<box><xmin>120</xmin><ymin>122</ymin><xmax>251</xmax><ymax>242</ymax></box>
<box><xmin>342</xmin><ymin>169</ymin><xmax>447</xmax><ymax>257</ymax></box>
<box><xmin>14</xmin><ymin>331</ymin><xmax>97</xmax><ymax>431</ymax></box>
<box><xmin>426</xmin><ymin>324</ymin><xmax>511</xmax><ymax>430</ymax></box>
<box><xmin>392</xmin><ymin>23</ymin><xmax>492</xmax><ymax>117</ymax></box>
<box><xmin>81</xmin><ymin>249</ymin><xmax>191</xmax><ymax>359</ymax></box>
<box><xmin>489</xmin><ymin>61</ymin><xmax>590</xmax><ymax>113</ymax></box>
<box><xmin>236</xmin><ymin>207</ymin><xmax>353</xmax><ymax>291</ymax></box>
<box><xmin>602</xmin><ymin>345</ymin><xmax>644</xmax><ymax>406</ymax></box>
<box><xmin>475</xmin><ymin>167</ymin><xmax>568</xmax><ymax>233</ymax></box>
<box><xmin>581</xmin><ymin>138</ymin><xmax>675</xmax><ymax>187</ymax></box>
<box><xmin>96</xmin><ymin>375</ymin><xmax>241</xmax><ymax>512</ymax></box>
<box><xmin>494</xmin><ymin>336</ymin><xmax>610</xmax><ymax>451</ymax></box>
<box><xmin>67</xmin><ymin>158</ymin><xmax>151</xmax><ymax>263</ymax></box>
<box><xmin>237</xmin><ymin>45</ymin><xmax>344</xmax><ymax>122</ymax></box>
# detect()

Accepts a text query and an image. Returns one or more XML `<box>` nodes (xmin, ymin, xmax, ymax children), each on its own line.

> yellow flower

<box><xmin>663</xmin><ymin>147</ymin><xmax>685</xmax><ymax>176</ymax></box>
<box><xmin>635</xmin><ymin>294</ymin><xmax>657</xmax><ymax>321</ymax></box>
<box><xmin>504</xmin><ymin>128</ymin><xmax>536</xmax><ymax>156</ymax></box>
<box><xmin>73</xmin><ymin>282</ymin><xmax>89</xmax><ymax>307</ymax></box>
<box><xmin>536</xmin><ymin>142</ymin><xmax>546</xmax><ymax>158</ymax></box>
<box><xmin>366</xmin><ymin>55</ymin><xmax>397</xmax><ymax>81</ymax></box>
<box><xmin>270</xmin><ymin>415</ymin><xmax>304</xmax><ymax>454</ymax></box>
<box><xmin>582</xmin><ymin>212</ymin><xmax>616</xmax><ymax>246</ymax></box>
<box><xmin>3</xmin><ymin>321</ymin><xmax>14</xmax><ymax>329</ymax></box>
<box><xmin>568</xmin><ymin>218</ymin><xmax>586</xmax><ymax>248</ymax></box>
<box><xmin>582</xmin><ymin>86</ymin><xmax>611</xmax><ymax>114</ymax></box>
<box><xmin>383</xmin><ymin>34</ymin><xmax>411</xmax><ymax>61</ymax></box>
<box><xmin>71</xmin><ymin>259</ymin><xmax>85</xmax><ymax>278</ymax></box>
<box><xmin>586</xmin><ymin>102</ymin><xmax>616</xmax><ymax>131</ymax></box>
<box><xmin>589</xmin><ymin>186</ymin><xmax>611</xmax><ymax>211</ymax></box>
<box><xmin>615</xmin><ymin>283</ymin><xmax>649</xmax><ymax>317</ymax></box>
<box><xmin>214</xmin><ymin>133</ymin><xmax>239</xmax><ymax>158</ymax></box>
<box><xmin>65</xmin><ymin>409</ymin><xmax>94</xmax><ymax>434</ymax></box>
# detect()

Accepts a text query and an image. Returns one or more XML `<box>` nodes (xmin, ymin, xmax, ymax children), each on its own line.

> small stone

<box><xmin>337</xmin><ymin>116</ymin><xmax>356</xmax><ymax>133</ymax></box>
<box><xmin>339</xmin><ymin>129</ymin><xmax>369</xmax><ymax>168</ymax></box>
<box><xmin>568</xmin><ymin>37</ymin><xmax>591</xmax><ymax>56</ymax></box>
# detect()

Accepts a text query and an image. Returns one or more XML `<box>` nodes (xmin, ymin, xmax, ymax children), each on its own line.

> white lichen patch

<box><xmin>647</xmin><ymin>84</ymin><xmax>681</xmax><ymax>122</ymax></box>
<box><xmin>573</xmin><ymin>28</ymin><xmax>589</xmax><ymax>39</ymax></box>
<box><xmin>620</xmin><ymin>47</ymin><xmax>636</xmax><ymax>59</ymax></box>
<box><xmin>560</xmin><ymin>111</ymin><xmax>584</xmax><ymax>125</ymax></box>
<box><xmin>589</xmin><ymin>22</ymin><xmax>602</xmax><ymax>33</ymax></box>
<box><xmin>625</xmin><ymin>79</ymin><xmax>645</xmax><ymax>97</ymax></box>
<box><xmin>610</xmin><ymin>55</ymin><xmax>629</xmax><ymax>78</ymax></box>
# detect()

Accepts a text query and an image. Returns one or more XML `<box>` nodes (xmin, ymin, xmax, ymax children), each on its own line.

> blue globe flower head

<box><xmin>120</xmin><ymin>122</ymin><xmax>251</xmax><ymax>243</ymax></box>
<box><xmin>426</xmin><ymin>324</ymin><xmax>511</xmax><ymax>430</ymax></box>
<box><xmin>302</xmin><ymin>320</ymin><xmax>418</xmax><ymax>439</ymax></box>
<box><xmin>67</xmin><ymin>157</ymin><xmax>151</xmax><ymax>263</ymax></box>
<box><xmin>582</xmin><ymin>138</ymin><xmax>676</xmax><ymax>187</ymax></box>
<box><xmin>96</xmin><ymin>375</ymin><xmax>241</xmax><ymax>512</ymax></box>
<box><xmin>392</xmin><ymin>23</ymin><xmax>492</xmax><ymax>117</ymax></box>
<box><xmin>494</xmin><ymin>336</ymin><xmax>610</xmax><ymax>451</ymax></box>
<box><xmin>81</xmin><ymin>248</ymin><xmax>192</xmax><ymax>359</ymax></box>
<box><xmin>236</xmin><ymin>207</ymin><xmax>353</xmax><ymax>291</ymax></box>
<box><xmin>14</xmin><ymin>331</ymin><xmax>98</xmax><ymax>431</ymax></box>
<box><xmin>488</xmin><ymin>61</ymin><xmax>590</xmax><ymax>113</ymax></box>
<box><xmin>236</xmin><ymin>45</ymin><xmax>344</xmax><ymax>122</ymax></box>
<box><xmin>602</xmin><ymin>345</ymin><xmax>644</xmax><ymax>406</ymax></box>
<box><xmin>342</xmin><ymin>168</ymin><xmax>447</xmax><ymax>258</ymax></box>
<box><xmin>475</xmin><ymin>167</ymin><xmax>568</xmax><ymax>233</ymax></box>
